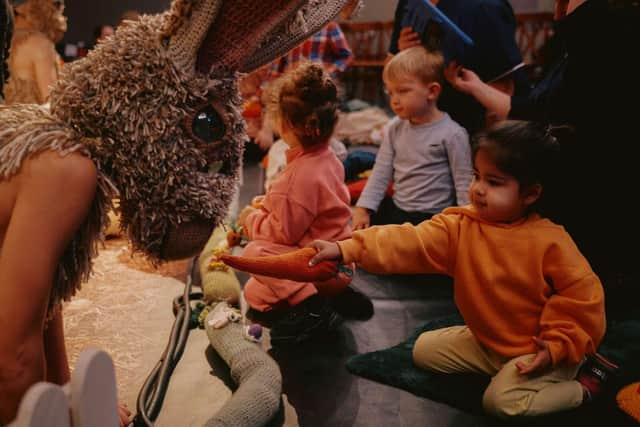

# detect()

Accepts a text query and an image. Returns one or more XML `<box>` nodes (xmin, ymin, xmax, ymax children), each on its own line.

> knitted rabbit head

<box><xmin>48</xmin><ymin>0</ymin><xmax>360</xmax><ymax>261</ymax></box>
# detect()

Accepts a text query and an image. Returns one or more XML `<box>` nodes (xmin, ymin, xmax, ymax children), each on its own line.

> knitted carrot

<box><xmin>219</xmin><ymin>247</ymin><xmax>338</xmax><ymax>282</ymax></box>
<box><xmin>617</xmin><ymin>382</ymin><xmax>640</xmax><ymax>423</ymax></box>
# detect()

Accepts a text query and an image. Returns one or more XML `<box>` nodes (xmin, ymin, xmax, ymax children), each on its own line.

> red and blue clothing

<box><xmin>264</xmin><ymin>22</ymin><xmax>353</xmax><ymax>81</ymax></box>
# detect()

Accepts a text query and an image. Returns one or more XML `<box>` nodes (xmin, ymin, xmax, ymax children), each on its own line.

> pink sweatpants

<box><xmin>242</xmin><ymin>240</ymin><xmax>319</xmax><ymax>312</ymax></box>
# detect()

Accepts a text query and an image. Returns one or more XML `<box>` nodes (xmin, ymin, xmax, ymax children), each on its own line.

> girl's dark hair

<box><xmin>266</xmin><ymin>62</ymin><xmax>338</xmax><ymax>147</ymax></box>
<box><xmin>472</xmin><ymin>120</ymin><xmax>569</xmax><ymax>213</ymax></box>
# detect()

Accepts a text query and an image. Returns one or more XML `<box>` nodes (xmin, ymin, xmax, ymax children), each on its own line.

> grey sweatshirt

<box><xmin>356</xmin><ymin>113</ymin><xmax>471</xmax><ymax>214</ymax></box>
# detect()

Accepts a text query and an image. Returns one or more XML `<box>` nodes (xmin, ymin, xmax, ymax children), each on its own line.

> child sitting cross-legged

<box><xmin>309</xmin><ymin>120</ymin><xmax>618</xmax><ymax>418</ymax></box>
<box><xmin>236</xmin><ymin>63</ymin><xmax>365</xmax><ymax>345</ymax></box>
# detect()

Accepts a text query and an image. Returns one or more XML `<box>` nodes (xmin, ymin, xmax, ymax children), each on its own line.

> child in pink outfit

<box><xmin>237</xmin><ymin>63</ymin><xmax>354</xmax><ymax>344</ymax></box>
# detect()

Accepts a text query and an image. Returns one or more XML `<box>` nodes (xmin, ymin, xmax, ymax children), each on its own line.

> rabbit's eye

<box><xmin>192</xmin><ymin>105</ymin><xmax>225</xmax><ymax>143</ymax></box>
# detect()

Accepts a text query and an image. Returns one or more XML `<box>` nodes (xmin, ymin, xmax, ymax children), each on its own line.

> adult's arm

<box><xmin>0</xmin><ymin>151</ymin><xmax>97</xmax><ymax>423</ymax></box>
<box><xmin>43</xmin><ymin>308</ymin><xmax>70</xmax><ymax>385</ymax></box>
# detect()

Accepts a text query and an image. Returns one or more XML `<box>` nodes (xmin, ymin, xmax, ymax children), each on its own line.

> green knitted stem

<box><xmin>199</xmin><ymin>225</ymin><xmax>242</xmax><ymax>305</ymax></box>
<box><xmin>204</xmin><ymin>303</ymin><xmax>282</xmax><ymax>427</ymax></box>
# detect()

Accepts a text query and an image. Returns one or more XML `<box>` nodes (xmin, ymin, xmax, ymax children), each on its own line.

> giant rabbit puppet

<box><xmin>0</xmin><ymin>0</ymin><xmax>361</xmax><ymax>424</ymax></box>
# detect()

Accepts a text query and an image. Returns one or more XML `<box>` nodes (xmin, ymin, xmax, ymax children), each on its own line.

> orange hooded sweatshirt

<box><xmin>338</xmin><ymin>206</ymin><xmax>606</xmax><ymax>366</ymax></box>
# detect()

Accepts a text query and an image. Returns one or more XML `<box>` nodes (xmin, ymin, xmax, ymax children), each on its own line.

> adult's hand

<box><xmin>444</xmin><ymin>61</ymin><xmax>511</xmax><ymax>122</ymax></box>
<box><xmin>444</xmin><ymin>61</ymin><xmax>482</xmax><ymax>94</ymax></box>
<box><xmin>118</xmin><ymin>403</ymin><xmax>132</xmax><ymax>427</ymax></box>
<box><xmin>398</xmin><ymin>27</ymin><xmax>422</xmax><ymax>51</ymax></box>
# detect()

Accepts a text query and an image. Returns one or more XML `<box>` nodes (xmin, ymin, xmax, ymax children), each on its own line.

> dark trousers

<box><xmin>371</xmin><ymin>197</ymin><xmax>434</xmax><ymax>226</ymax></box>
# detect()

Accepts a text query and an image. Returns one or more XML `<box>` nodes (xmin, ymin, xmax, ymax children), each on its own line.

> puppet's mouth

<box><xmin>160</xmin><ymin>218</ymin><xmax>215</xmax><ymax>260</ymax></box>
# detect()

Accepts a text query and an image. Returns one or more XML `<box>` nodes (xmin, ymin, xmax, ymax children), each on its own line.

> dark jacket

<box><xmin>511</xmin><ymin>0</ymin><xmax>640</xmax><ymax>297</ymax></box>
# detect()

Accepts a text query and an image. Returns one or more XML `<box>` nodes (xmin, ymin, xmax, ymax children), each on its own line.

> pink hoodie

<box><xmin>242</xmin><ymin>143</ymin><xmax>352</xmax><ymax>311</ymax></box>
<box><xmin>245</xmin><ymin>143</ymin><xmax>352</xmax><ymax>246</ymax></box>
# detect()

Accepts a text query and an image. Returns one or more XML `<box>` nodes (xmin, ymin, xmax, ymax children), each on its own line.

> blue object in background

<box><xmin>402</xmin><ymin>0</ymin><xmax>474</xmax><ymax>64</ymax></box>
<box><xmin>343</xmin><ymin>150</ymin><xmax>377</xmax><ymax>183</ymax></box>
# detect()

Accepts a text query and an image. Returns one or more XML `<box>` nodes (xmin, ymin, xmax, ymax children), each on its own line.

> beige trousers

<box><xmin>412</xmin><ymin>326</ymin><xmax>584</xmax><ymax>419</ymax></box>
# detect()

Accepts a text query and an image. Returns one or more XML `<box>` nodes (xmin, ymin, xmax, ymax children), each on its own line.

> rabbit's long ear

<box><xmin>239</xmin><ymin>0</ymin><xmax>362</xmax><ymax>73</ymax></box>
<box><xmin>192</xmin><ymin>0</ymin><xmax>358</xmax><ymax>75</ymax></box>
<box><xmin>195</xmin><ymin>0</ymin><xmax>306</xmax><ymax>74</ymax></box>
<box><xmin>164</xmin><ymin>0</ymin><xmax>224</xmax><ymax>76</ymax></box>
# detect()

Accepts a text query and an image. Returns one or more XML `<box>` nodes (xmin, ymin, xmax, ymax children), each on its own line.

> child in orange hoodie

<box><xmin>309</xmin><ymin>120</ymin><xmax>616</xmax><ymax>418</ymax></box>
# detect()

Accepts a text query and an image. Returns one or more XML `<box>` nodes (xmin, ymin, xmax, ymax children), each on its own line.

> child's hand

<box><xmin>118</xmin><ymin>403</ymin><xmax>131</xmax><ymax>427</ymax></box>
<box><xmin>516</xmin><ymin>337</ymin><xmax>551</xmax><ymax>375</ymax></box>
<box><xmin>238</xmin><ymin>205</ymin><xmax>257</xmax><ymax>228</ymax></box>
<box><xmin>251</xmin><ymin>195</ymin><xmax>265</xmax><ymax>208</ymax></box>
<box><xmin>352</xmin><ymin>207</ymin><xmax>371</xmax><ymax>230</ymax></box>
<box><xmin>398</xmin><ymin>27</ymin><xmax>421</xmax><ymax>51</ymax></box>
<box><xmin>307</xmin><ymin>240</ymin><xmax>342</xmax><ymax>266</ymax></box>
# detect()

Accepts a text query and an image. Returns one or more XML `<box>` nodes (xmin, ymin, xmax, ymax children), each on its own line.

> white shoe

<box><xmin>8</xmin><ymin>382</ymin><xmax>70</xmax><ymax>427</ymax></box>
<box><xmin>70</xmin><ymin>349</ymin><xmax>119</xmax><ymax>427</ymax></box>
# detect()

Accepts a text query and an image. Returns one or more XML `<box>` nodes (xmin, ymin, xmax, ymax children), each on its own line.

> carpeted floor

<box><xmin>346</xmin><ymin>308</ymin><xmax>640</xmax><ymax>426</ymax></box>
<box><xmin>63</xmin><ymin>155</ymin><xmax>640</xmax><ymax>426</ymax></box>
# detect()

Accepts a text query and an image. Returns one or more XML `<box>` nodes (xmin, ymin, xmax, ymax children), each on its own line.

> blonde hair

<box><xmin>264</xmin><ymin>62</ymin><xmax>338</xmax><ymax>147</ymax></box>
<box><xmin>383</xmin><ymin>46</ymin><xmax>444</xmax><ymax>86</ymax></box>
<box><xmin>13</xmin><ymin>0</ymin><xmax>67</xmax><ymax>43</ymax></box>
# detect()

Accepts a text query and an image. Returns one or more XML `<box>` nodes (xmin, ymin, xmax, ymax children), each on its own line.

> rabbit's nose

<box><xmin>160</xmin><ymin>218</ymin><xmax>215</xmax><ymax>260</ymax></box>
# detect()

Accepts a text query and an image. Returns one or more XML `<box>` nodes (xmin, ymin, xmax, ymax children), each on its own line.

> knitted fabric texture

<box><xmin>50</xmin><ymin>14</ymin><xmax>243</xmax><ymax>262</ymax></box>
<box><xmin>166</xmin><ymin>0</ymin><xmax>223</xmax><ymax>76</ymax></box>
<box><xmin>204</xmin><ymin>303</ymin><xmax>282</xmax><ymax>427</ymax></box>
<box><xmin>196</xmin><ymin>0</ymin><xmax>304</xmax><ymax>73</ymax></box>
<box><xmin>165</xmin><ymin>0</ymin><xmax>355</xmax><ymax>77</ymax></box>
<box><xmin>199</xmin><ymin>224</ymin><xmax>242</xmax><ymax>305</ymax></box>
<box><xmin>241</xmin><ymin>0</ymin><xmax>354</xmax><ymax>73</ymax></box>
<box><xmin>220</xmin><ymin>247</ymin><xmax>339</xmax><ymax>282</ymax></box>
<box><xmin>343</xmin><ymin>0</ymin><xmax>365</xmax><ymax>19</ymax></box>
<box><xmin>0</xmin><ymin>0</ymin><xmax>353</xmax><ymax>312</ymax></box>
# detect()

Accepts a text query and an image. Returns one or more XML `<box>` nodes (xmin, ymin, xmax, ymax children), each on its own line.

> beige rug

<box><xmin>63</xmin><ymin>238</ymin><xmax>298</xmax><ymax>426</ymax></box>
